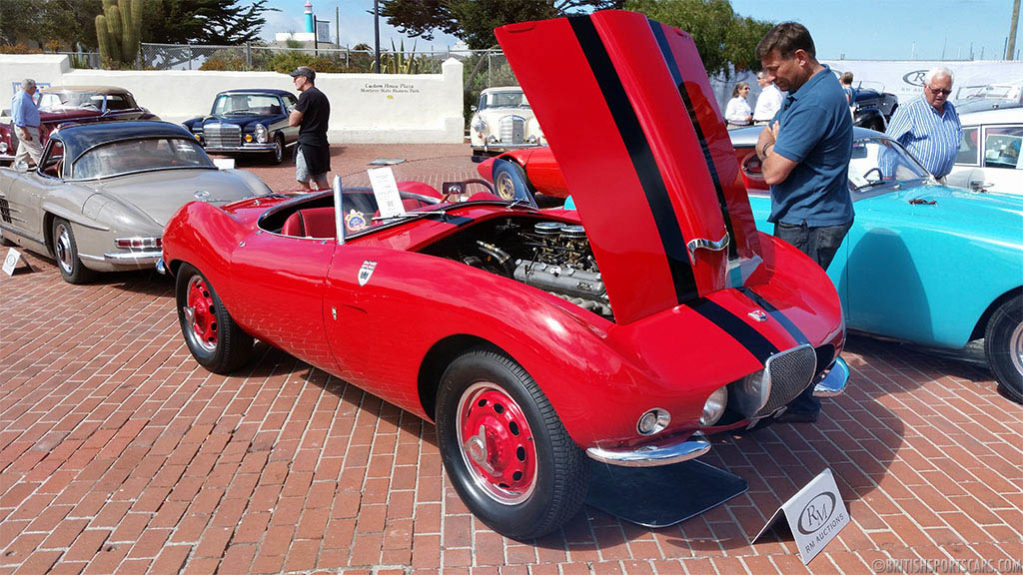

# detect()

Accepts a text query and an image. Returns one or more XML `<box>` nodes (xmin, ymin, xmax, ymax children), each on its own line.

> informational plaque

<box><xmin>3</xmin><ymin>248</ymin><xmax>31</xmax><ymax>276</ymax></box>
<box><xmin>752</xmin><ymin>468</ymin><xmax>849</xmax><ymax>565</ymax></box>
<box><xmin>367</xmin><ymin>167</ymin><xmax>405</xmax><ymax>219</ymax></box>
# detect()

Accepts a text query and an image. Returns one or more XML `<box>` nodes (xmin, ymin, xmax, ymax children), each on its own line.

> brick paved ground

<box><xmin>1</xmin><ymin>144</ymin><xmax>1021</xmax><ymax>574</ymax></box>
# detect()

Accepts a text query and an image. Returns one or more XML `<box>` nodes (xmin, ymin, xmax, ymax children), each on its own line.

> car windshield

<box><xmin>37</xmin><ymin>91</ymin><xmax>115</xmax><ymax>113</ymax></box>
<box><xmin>212</xmin><ymin>94</ymin><xmax>282</xmax><ymax>116</ymax></box>
<box><xmin>849</xmin><ymin>136</ymin><xmax>931</xmax><ymax>191</ymax></box>
<box><xmin>71</xmin><ymin>137</ymin><xmax>215</xmax><ymax>180</ymax></box>
<box><xmin>480</xmin><ymin>91</ymin><xmax>530</xmax><ymax>110</ymax></box>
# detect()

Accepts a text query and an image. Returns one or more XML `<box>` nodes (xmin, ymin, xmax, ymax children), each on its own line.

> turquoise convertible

<box><xmin>730</xmin><ymin>127</ymin><xmax>1023</xmax><ymax>403</ymax></box>
<box><xmin>502</xmin><ymin>128</ymin><xmax>1023</xmax><ymax>402</ymax></box>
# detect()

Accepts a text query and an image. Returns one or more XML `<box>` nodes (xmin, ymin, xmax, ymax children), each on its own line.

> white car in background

<box><xmin>947</xmin><ymin>108</ymin><xmax>1023</xmax><ymax>196</ymax></box>
<box><xmin>469</xmin><ymin>86</ymin><xmax>545</xmax><ymax>155</ymax></box>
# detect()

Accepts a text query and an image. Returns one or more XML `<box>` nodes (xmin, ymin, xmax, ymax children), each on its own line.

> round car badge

<box><xmin>748</xmin><ymin>310</ymin><xmax>768</xmax><ymax>322</ymax></box>
<box><xmin>344</xmin><ymin>209</ymin><xmax>367</xmax><ymax>232</ymax></box>
<box><xmin>193</xmin><ymin>190</ymin><xmax>211</xmax><ymax>201</ymax></box>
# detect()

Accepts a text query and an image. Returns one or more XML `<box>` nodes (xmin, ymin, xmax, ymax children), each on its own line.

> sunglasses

<box><xmin>929</xmin><ymin>87</ymin><xmax>952</xmax><ymax>96</ymax></box>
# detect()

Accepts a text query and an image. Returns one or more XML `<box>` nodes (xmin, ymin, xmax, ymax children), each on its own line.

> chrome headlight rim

<box><xmin>699</xmin><ymin>387</ymin><xmax>729</xmax><ymax>427</ymax></box>
<box><xmin>254</xmin><ymin>123</ymin><xmax>268</xmax><ymax>143</ymax></box>
<box><xmin>636</xmin><ymin>408</ymin><xmax>671</xmax><ymax>436</ymax></box>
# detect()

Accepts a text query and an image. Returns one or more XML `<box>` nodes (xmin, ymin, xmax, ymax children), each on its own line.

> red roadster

<box><xmin>161</xmin><ymin>11</ymin><xmax>847</xmax><ymax>539</ymax></box>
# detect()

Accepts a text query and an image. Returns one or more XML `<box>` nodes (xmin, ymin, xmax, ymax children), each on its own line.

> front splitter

<box><xmin>586</xmin><ymin>459</ymin><xmax>748</xmax><ymax>527</ymax></box>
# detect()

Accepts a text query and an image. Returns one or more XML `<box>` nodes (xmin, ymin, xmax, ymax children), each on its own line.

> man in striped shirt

<box><xmin>885</xmin><ymin>67</ymin><xmax>962</xmax><ymax>181</ymax></box>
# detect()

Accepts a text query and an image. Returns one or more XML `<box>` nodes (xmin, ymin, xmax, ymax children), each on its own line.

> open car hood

<box><xmin>497</xmin><ymin>10</ymin><xmax>761</xmax><ymax>324</ymax></box>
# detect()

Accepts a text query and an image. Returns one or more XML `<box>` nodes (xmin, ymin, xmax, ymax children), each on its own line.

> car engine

<box><xmin>510</xmin><ymin>222</ymin><xmax>610</xmax><ymax>316</ymax></box>
<box><xmin>424</xmin><ymin>217</ymin><xmax>612</xmax><ymax>318</ymax></box>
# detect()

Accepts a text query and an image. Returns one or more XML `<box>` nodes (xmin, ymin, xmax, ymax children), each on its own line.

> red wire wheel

<box><xmin>184</xmin><ymin>274</ymin><xmax>218</xmax><ymax>352</ymax></box>
<box><xmin>456</xmin><ymin>382</ymin><xmax>538</xmax><ymax>504</ymax></box>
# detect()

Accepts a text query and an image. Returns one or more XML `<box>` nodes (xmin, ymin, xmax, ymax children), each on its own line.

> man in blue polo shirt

<box><xmin>885</xmin><ymin>67</ymin><xmax>961</xmax><ymax>182</ymax></box>
<box><xmin>754</xmin><ymin>22</ymin><xmax>854</xmax><ymax>423</ymax></box>
<box><xmin>11</xmin><ymin>78</ymin><xmax>43</xmax><ymax>167</ymax></box>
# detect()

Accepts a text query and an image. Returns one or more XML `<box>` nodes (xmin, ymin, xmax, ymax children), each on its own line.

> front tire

<box><xmin>269</xmin><ymin>134</ymin><xmax>285</xmax><ymax>165</ymax></box>
<box><xmin>51</xmin><ymin>217</ymin><xmax>94</xmax><ymax>284</ymax></box>
<box><xmin>984</xmin><ymin>295</ymin><xmax>1023</xmax><ymax>403</ymax></box>
<box><xmin>492</xmin><ymin>159</ymin><xmax>534</xmax><ymax>202</ymax></box>
<box><xmin>435</xmin><ymin>348</ymin><xmax>588</xmax><ymax>540</ymax></box>
<box><xmin>175</xmin><ymin>263</ymin><xmax>253</xmax><ymax>374</ymax></box>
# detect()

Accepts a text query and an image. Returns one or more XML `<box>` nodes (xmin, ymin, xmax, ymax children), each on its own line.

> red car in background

<box><xmin>1</xmin><ymin>86</ymin><xmax>158</xmax><ymax>164</ymax></box>
<box><xmin>160</xmin><ymin>11</ymin><xmax>848</xmax><ymax>539</ymax></box>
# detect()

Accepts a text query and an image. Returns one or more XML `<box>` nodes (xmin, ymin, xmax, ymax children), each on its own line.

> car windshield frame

<box><xmin>846</xmin><ymin>135</ymin><xmax>932</xmax><ymax>197</ymax></box>
<box><xmin>211</xmin><ymin>93</ymin><xmax>284</xmax><ymax>116</ymax></box>
<box><xmin>68</xmin><ymin>136</ymin><xmax>217</xmax><ymax>181</ymax></box>
<box><xmin>479</xmin><ymin>91</ymin><xmax>531</xmax><ymax>110</ymax></box>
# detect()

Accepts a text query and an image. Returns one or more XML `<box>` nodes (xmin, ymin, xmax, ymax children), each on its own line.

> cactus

<box><xmin>95</xmin><ymin>0</ymin><xmax>141</xmax><ymax>67</ymax></box>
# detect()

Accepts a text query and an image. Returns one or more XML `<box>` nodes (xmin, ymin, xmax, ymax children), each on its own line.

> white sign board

<box><xmin>316</xmin><ymin>20</ymin><xmax>331</xmax><ymax>44</ymax></box>
<box><xmin>212</xmin><ymin>158</ymin><xmax>235</xmax><ymax>170</ymax></box>
<box><xmin>3</xmin><ymin>248</ymin><xmax>24</xmax><ymax>276</ymax></box>
<box><xmin>753</xmin><ymin>468</ymin><xmax>849</xmax><ymax>565</ymax></box>
<box><xmin>367</xmin><ymin>167</ymin><xmax>405</xmax><ymax>219</ymax></box>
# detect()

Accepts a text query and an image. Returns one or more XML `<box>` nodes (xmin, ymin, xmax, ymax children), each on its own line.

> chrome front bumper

<box><xmin>204</xmin><ymin>143</ymin><xmax>276</xmax><ymax>154</ymax></box>
<box><xmin>813</xmin><ymin>357</ymin><xmax>849</xmax><ymax>397</ymax></box>
<box><xmin>586</xmin><ymin>437</ymin><xmax>711</xmax><ymax>468</ymax></box>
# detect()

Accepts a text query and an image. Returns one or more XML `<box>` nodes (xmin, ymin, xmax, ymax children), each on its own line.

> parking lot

<box><xmin>1</xmin><ymin>143</ymin><xmax>1021</xmax><ymax>574</ymax></box>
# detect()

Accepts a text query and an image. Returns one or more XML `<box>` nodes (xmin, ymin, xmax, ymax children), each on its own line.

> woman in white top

<box><xmin>725</xmin><ymin>82</ymin><xmax>753</xmax><ymax>128</ymax></box>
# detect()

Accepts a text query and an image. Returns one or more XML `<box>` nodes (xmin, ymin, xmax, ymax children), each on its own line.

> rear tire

<box><xmin>435</xmin><ymin>348</ymin><xmax>588</xmax><ymax>540</ymax></box>
<box><xmin>52</xmin><ymin>217</ymin><xmax>94</xmax><ymax>284</ymax></box>
<box><xmin>176</xmin><ymin>263</ymin><xmax>253</xmax><ymax>374</ymax></box>
<box><xmin>984</xmin><ymin>295</ymin><xmax>1023</xmax><ymax>404</ymax></box>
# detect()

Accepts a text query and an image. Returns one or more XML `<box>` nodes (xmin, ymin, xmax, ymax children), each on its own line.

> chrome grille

<box><xmin>204</xmin><ymin>123</ymin><xmax>241</xmax><ymax>148</ymax></box>
<box><xmin>498</xmin><ymin>115</ymin><xmax>526</xmax><ymax>144</ymax></box>
<box><xmin>759</xmin><ymin>344</ymin><xmax>817</xmax><ymax>416</ymax></box>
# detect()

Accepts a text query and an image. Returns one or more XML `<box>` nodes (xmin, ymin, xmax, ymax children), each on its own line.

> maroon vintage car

<box><xmin>160</xmin><ymin>11</ymin><xmax>848</xmax><ymax>539</ymax></box>
<box><xmin>1</xmin><ymin>86</ymin><xmax>158</xmax><ymax>164</ymax></box>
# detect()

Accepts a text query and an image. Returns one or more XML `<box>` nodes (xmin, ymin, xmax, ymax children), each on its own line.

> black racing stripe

<box><xmin>649</xmin><ymin>22</ymin><xmax>738</xmax><ymax>260</ymax></box>
<box><xmin>738</xmin><ymin>286</ymin><xmax>810</xmax><ymax>345</ymax></box>
<box><xmin>569</xmin><ymin>15</ymin><xmax>698</xmax><ymax>304</ymax></box>
<box><xmin>440</xmin><ymin>214</ymin><xmax>473</xmax><ymax>227</ymax></box>
<box><xmin>690</xmin><ymin>298</ymin><xmax>778</xmax><ymax>365</ymax></box>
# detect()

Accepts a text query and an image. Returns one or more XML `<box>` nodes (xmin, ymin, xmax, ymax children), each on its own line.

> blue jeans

<box><xmin>774</xmin><ymin>220</ymin><xmax>853</xmax><ymax>414</ymax></box>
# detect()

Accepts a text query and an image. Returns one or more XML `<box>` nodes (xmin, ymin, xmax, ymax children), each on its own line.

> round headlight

<box><xmin>699</xmin><ymin>387</ymin><xmax>728</xmax><ymax>426</ymax></box>
<box><xmin>730</xmin><ymin>369</ymin><xmax>770</xmax><ymax>418</ymax></box>
<box><xmin>636</xmin><ymin>408</ymin><xmax>670</xmax><ymax>436</ymax></box>
<box><xmin>0</xmin><ymin>141</ymin><xmax>7</xmax><ymax>153</ymax></box>
<box><xmin>472</xmin><ymin>118</ymin><xmax>487</xmax><ymax>134</ymax></box>
<box><xmin>255</xmin><ymin>124</ymin><xmax>268</xmax><ymax>143</ymax></box>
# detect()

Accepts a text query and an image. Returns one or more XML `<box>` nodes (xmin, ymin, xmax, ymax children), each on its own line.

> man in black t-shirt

<box><xmin>288</xmin><ymin>66</ymin><xmax>331</xmax><ymax>189</ymax></box>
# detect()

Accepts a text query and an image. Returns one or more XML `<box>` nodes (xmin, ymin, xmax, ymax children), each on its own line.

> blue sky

<box><xmin>261</xmin><ymin>0</ymin><xmax>1021</xmax><ymax>61</ymax></box>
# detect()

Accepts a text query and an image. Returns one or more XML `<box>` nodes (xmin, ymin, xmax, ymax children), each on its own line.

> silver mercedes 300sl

<box><xmin>0</xmin><ymin>121</ymin><xmax>272</xmax><ymax>283</ymax></box>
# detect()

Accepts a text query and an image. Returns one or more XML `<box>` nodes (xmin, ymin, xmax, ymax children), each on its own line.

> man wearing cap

<box><xmin>289</xmin><ymin>66</ymin><xmax>331</xmax><ymax>189</ymax></box>
<box><xmin>11</xmin><ymin>79</ymin><xmax>43</xmax><ymax>167</ymax></box>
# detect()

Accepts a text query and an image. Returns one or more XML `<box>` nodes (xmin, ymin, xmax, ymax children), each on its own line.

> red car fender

<box><xmin>320</xmin><ymin>245</ymin><xmax>741</xmax><ymax>448</ymax></box>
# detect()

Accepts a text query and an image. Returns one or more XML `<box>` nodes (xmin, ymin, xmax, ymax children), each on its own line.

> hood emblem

<box><xmin>194</xmin><ymin>190</ymin><xmax>211</xmax><ymax>201</ymax></box>
<box><xmin>748</xmin><ymin>310</ymin><xmax>768</xmax><ymax>322</ymax></box>
<box><xmin>358</xmin><ymin>260</ymin><xmax>377</xmax><ymax>286</ymax></box>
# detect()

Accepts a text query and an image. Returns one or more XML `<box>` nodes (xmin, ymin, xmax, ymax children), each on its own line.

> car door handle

<box><xmin>687</xmin><ymin>233</ymin><xmax>730</xmax><ymax>259</ymax></box>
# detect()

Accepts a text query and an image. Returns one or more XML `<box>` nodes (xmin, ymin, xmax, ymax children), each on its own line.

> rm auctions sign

<box><xmin>821</xmin><ymin>59</ymin><xmax>1023</xmax><ymax>104</ymax></box>
<box><xmin>753</xmin><ymin>468</ymin><xmax>850</xmax><ymax>565</ymax></box>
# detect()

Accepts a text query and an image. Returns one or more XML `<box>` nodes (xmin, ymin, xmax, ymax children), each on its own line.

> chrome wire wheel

<box><xmin>184</xmin><ymin>274</ymin><xmax>218</xmax><ymax>353</ymax></box>
<box><xmin>456</xmin><ymin>381</ymin><xmax>538</xmax><ymax>505</ymax></box>
<box><xmin>54</xmin><ymin>222</ymin><xmax>74</xmax><ymax>275</ymax></box>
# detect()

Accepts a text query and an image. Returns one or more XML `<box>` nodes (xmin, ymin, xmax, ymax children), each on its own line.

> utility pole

<box><xmin>372</xmin><ymin>0</ymin><xmax>380</xmax><ymax>73</ymax></box>
<box><xmin>1008</xmin><ymin>0</ymin><xmax>1020</xmax><ymax>60</ymax></box>
<box><xmin>336</xmin><ymin>4</ymin><xmax>340</xmax><ymax>47</ymax></box>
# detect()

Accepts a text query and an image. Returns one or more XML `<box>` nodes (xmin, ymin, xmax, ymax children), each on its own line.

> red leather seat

<box><xmin>281</xmin><ymin>207</ymin><xmax>336</xmax><ymax>238</ymax></box>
